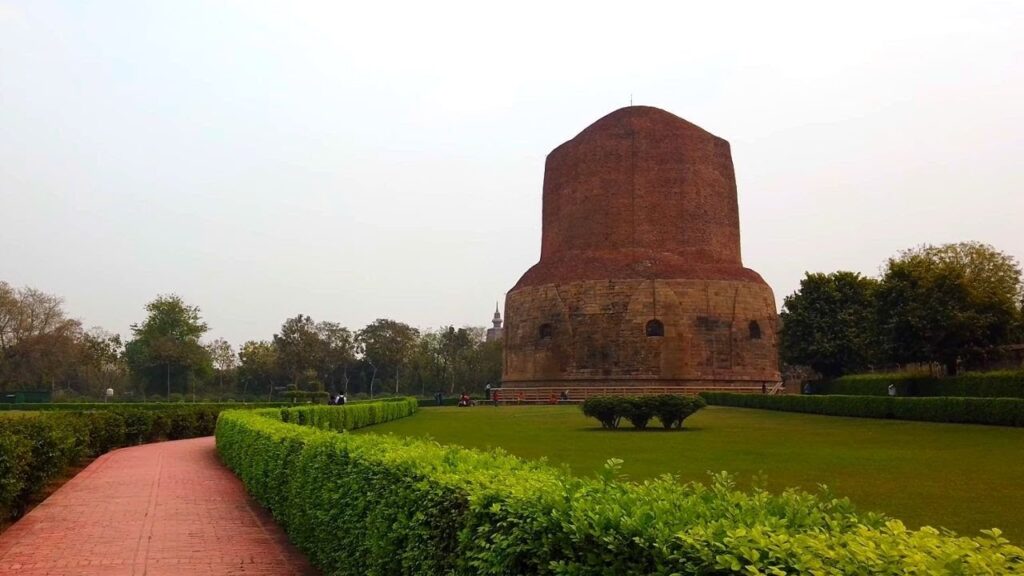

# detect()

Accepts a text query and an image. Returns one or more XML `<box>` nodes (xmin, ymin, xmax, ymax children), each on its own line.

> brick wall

<box><xmin>504</xmin><ymin>106</ymin><xmax>780</xmax><ymax>387</ymax></box>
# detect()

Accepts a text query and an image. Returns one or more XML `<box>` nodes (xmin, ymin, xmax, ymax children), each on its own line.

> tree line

<box><xmin>780</xmin><ymin>242</ymin><xmax>1024</xmax><ymax>378</ymax></box>
<box><xmin>0</xmin><ymin>286</ymin><xmax>500</xmax><ymax>401</ymax></box>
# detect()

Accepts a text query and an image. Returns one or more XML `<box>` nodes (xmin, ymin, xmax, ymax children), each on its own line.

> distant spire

<box><xmin>487</xmin><ymin>302</ymin><xmax>504</xmax><ymax>341</ymax></box>
<box><xmin>491</xmin><ymin>302</ymin><xmax>502</xmax><ymax>328</ymax></box>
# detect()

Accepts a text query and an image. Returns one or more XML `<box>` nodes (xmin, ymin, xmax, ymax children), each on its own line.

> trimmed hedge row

<box><xmin>0</xmin><ymin>404</ymin><xmax>273</xmax><ymax>521</ymax></box>
<box><xmin>0</xmin><ymin>401</ymin><xmax>291</xmax><ymax>412</ymax></box>
<box><xmin>277</xmin><ymin>398</ymin><xmax>418</xmax><ymax>431</ymax></box>
<box><xmin>281</xmin><ymin>391</ymin><xmax>331</xmax><ymax>403</ymax></box>
<box><xmin>216</xmin><ymin>404</ymin><xmax>1024</xmax><ymax>575</ymax></box>
<box><xmin>813</xmin><ymin>371</ymin><xmax>1024</xmax><ymax>398</ymax></box>
<box><xmin>701</xmin><ymin>393</ymin><xmax>1024</xmax><ymax>427</ymax></box>
<box><xmin>581</xmin><ymin>395</ymin><xmax>706</xmax><ymax>429</ymax></box>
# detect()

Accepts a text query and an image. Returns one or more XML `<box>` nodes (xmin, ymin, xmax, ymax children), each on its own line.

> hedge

<box><xmin>216</xmin><ymin>402</ymin><xmax>1024</xmax><ymax>575</ymax></box>
<box><xmin>581</xmin><ymin>395</ymin><xmax>705</xmax><ymax>429</ymax></box>
<box><xmin>701</xmin><ymin>393</ymin><xmax>1024</xmax><ymax>427</ymax></box>
<box><xmin>281</xmin><ymin>390</ymin><xmax>331</xmax><ymax>403</ymax></box>
<box><xmin>0</xmin><ymin>401</ymin><xmax>291</xmax><ymax>412</ymax></box>
<box><xmin>812</xmin><ymin>371</ymin><xmax>1024</xmax><ymax>398</ymax></box>
<box><xmin>0</xmin><ymin>403</ymin><xmax>277</xmax><ymax>521</ymax></box>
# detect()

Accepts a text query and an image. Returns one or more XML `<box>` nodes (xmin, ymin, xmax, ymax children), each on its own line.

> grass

<box><xmin>356</xmin><ymin>405</ymin><xmax>1024</xmax><ymax>541</ymax></box>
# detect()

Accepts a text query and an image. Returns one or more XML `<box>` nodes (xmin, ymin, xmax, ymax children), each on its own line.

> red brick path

<box><xmin>0</xmin><ymin>437</ymin><xmax>318</xmax><ymax>576</ymax></box>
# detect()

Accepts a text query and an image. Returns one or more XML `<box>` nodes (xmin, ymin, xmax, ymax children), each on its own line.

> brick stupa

<box><xmin>503</xmin><ymin>106</ymin><xmax>780</xmax><ymax>388</ymax></box>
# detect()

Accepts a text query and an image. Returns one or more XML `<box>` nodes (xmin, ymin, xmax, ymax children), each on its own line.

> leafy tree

<box><xmin>76</xmin><ymin>328</ymin><xmax>127</xmax><ymax>397</ymax></box>
<box><xmin>124</xmin><ymin>295</ymin><xmax>212</xmax><ymax>398</ymax></box>
<box><xmin>316</xmin><ymin>321</ymin><xmax>355</xmax><ymax>393</ymax></box>
<box><xmin>0</xmin><ymin>282</ymin><xmax>83</xmax><ymax>391</ymax></box>
<box><xmin>877</xmin><ymin>242</ymin><xmax>1023</xmax><ymax>374</ymax></box>
<box><xmin>440</xmin><ymin>326</ymin><xmax>475</xmax><ymax>394</ymax></box>
<box><xmin>205</xmin><ymin>337</ymin><xmax>237</xmax><ymax>390</ymax></box>
<box><xmin>238</xmin><ymin>340</ymin><xmax>279</xmax><ymax>399</ymax></box>
<box><xmin>779</xmin><ymin>272</ymin><xmax>880</xmax><ymax>378</ymax></box>
<box><xmin>356</xmin><ymin>319</ymin><xmax>419</xmax><ymax>395</ymax></box>
<box><xmin>273</xmin><ymin>315</ymin><xmax>323</xmax><ymax>390</ymax></box>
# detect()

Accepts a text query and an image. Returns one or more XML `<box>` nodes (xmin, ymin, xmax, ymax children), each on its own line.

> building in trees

<box><xmin>503</xmin><ymin>106</ymin><xmax>780</xmax><ymax>389</ymax></box>
<box><xmin>486</xmin><ymin>304</ymin><xmax>504</xmax><ymax>343</ymax></box>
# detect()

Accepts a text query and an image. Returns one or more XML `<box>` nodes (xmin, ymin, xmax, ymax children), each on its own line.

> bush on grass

<box><xmin>582</xmin><ymin>395</ymin><xmax>705</xmax><ymax>430</ymax></box>
<box><xmin>216</xmin><ymin>405</ymin><xmax>1024</xmax><ymax>575</ymax></box>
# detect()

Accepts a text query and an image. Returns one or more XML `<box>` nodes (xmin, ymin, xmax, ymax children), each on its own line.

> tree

<box><xmin>779</xmin><ymin>272</ymin><xmax>879</xmax><ymax>378</ymax></box>
<box><xmin>0</xmin><ymin>282</ymin><xmax>83</xmax><ymax>391</ymax></box>
<box><xmin>238</xmin><ymin>340</ymin><xmax>279</xmax><ymax>399</ymax></box>
<box><xmin>76</xmin><ymin>328</ymin><xmax>127</xmax><ymax>398</ymax></box>
<box><xmin>205</xmin><ymin>338</ymin><xmax>237</xmax><ymax>390</ymax></box>
<box><xmin>273</xmin><ymin>315</ymin><xmax>323</xmax><ymax>390</ymax></box>
<box><xmin>356</xmin><ymin>319</ymin><xmax>419</xmax><ymax>395</ymax></box>
<box><xmin>124</xmin><ymin>295</ymin><xmax>212</xmax><ymax>398</ymax></box>
<box><xmin>316</xmin><ymin>321</ymin><xmax>355</xmax><ymax>393</ymax></box>
<box><xmin>876</xmin><ymin>242</ymin><xmax>1023</xmax><ymax>374</ymax></box>
<box><xmin>440</xmin><ymin>326</ymin><xmax>475</xmax><ymax>394</ymax></box>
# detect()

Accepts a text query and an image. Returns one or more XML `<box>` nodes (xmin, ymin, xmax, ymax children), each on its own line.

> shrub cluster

<box><xmin>0</xmin><ymin>404</ymin><xmax>270</xmax><ymax>520</ymax></box>
<box><xmin>813</xmin><ymin>370</ymin><xmax>1024</xmax><ymax>398</ymax></box>
<box><xmin>281</xmin><ymin>390</ymin><xmax>331</xmax><ymax>403</ymax></box>
<box><xmin>0</xmin><ymin>401</ymin><xmax>291</xmax><ymax>412</ymax></box>
<box><xmin>581</xmin><ymin>395</ymin><xmax>705</xmax><ymax>429</ymax></box>
<box><xmin>277</xmin><ymin>398</ymin><xmax>418</xmax><ymax>430</ymax></box>
<box><xmin>216</xmin><ymin>405</ymin><xmax>1024</xmax><ymax>575</ymax></box>
<box><xmin>702</xmin><ymin>393</ymin><xmax>1024</xmax><ymax>427</ymax></box>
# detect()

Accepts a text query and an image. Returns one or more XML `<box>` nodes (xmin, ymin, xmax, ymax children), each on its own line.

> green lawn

<box><xmin>356</xmin><ymin>405</ymin><xmax>1024</xmax><ymax>541</ymax></box>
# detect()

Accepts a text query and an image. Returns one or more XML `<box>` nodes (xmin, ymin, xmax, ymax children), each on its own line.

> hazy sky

<box><xmin>2</xmin><ymin>1</ymin><xmax>1022</xmax><ymax>347</ymax></box>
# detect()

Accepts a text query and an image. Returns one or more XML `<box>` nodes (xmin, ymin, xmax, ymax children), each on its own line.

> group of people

<box><xmin>329</xmin><ymin>392</ymin><xmax>348</xmax><ymax>405</ymax></box>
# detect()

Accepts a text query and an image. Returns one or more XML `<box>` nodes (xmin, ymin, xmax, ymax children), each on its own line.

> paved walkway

<box><xmin>0</xmin><ymin>437</ymin><xmax>317</xmax><ymax>576</ymax></box>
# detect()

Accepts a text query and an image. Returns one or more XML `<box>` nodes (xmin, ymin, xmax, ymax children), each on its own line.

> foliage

<box><xmin>2</xmin><ymin>280</ymin><xmax>502</xmax><ymax>402</ymax></box>
<box><xmin>282</xmin><ymin>390</ymin><xmax>331</xmax><ymax>403</ymax></box>
<box><xmin>581</xmin><ymin>395</ymin><xmax>705</xmax><ymax>429</ymax></box>
<box><xmin>276</xmin><ymin>397</ymin><xmax>418</xmax><ymax>431</ymax></box>
<box><xmin>124</xmin><ymin>294</ymin><xmax>213</xmax><ymax>398</ymax></box>
<box><xmin>0</xmin><ymin>281</ymin><xmax>108</xmax><ymax>395</ymax></box>
<box><xmin>814</xmin><ymin>370</ymin><xmax>1024</xmax><ymax>398</ymax></box>
<box><xmin>238</xmin><ymin>340</ymin><xmax>280</xmax><ymax>399</ymax></box>
<box><xmin>701</xmin><ymin>392</ymin><xmax>1024</xmax><ymax>427</ymax></box>
<box><xmin>649</xmin><ymin>394</ymin><xmax>707</xmax><ymax>428</ymax></box>
<box><xmin>581</xmin><ymin>396</ymin><xmax>624</xmax><ymax>428</ymax></box>
<box><xmin>779</xmin><ymin>271</ymin><xmax>879</xmax><ymax>377</ymax></box>
<box><xmin>624</xmin><ymin>397</ymin><xmax>655</xmax><ymax>429</ymax></box>
<box><xmin>356</xmin><ymin>318</ymin><xmax>420</xmax><ymax>393</ymax></box>
<box><xmin>0</xmin><ymin>402</ymin><xmax>289</xmax><ymax>412</ymax></box>
<box><xmin>216</xmin><ymin>407</ymin><xmax>1024</xmax><ymax>575</ymax></box>
<box><xmin>0</xmin><ymin>403</ymin><xmax>269</xmax><ymax>520</ymax></box>
<box><xmin>273</xmin><ymin>314</ymin><xmax>323</xmax><ymax>390</ymax></box>
<box><xmin>877</xmin><ymin>242</ymin><xmax>1023</xmax><ymax>374</ymax></box>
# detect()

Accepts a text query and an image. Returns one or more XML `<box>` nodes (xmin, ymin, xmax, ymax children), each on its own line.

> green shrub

<box><xmin>581</xmin><ymin>396</ymin><xmax>624</xmax><ymax>428</ymax></box>
<box><xmin>0</xmin><ymin>403</ymin><xmax>279</xmax><ymax>521</ymax></box>
<box><xmin>582</xmin><ymin>395</ymin><xmax>705</xmax><ymax>430</ymax></box>
<box><xmin>701</xmin><ymin>393</ymin><xmax>1024</xmax><ymax>427</ymax></box>
<box><xmin>649</xmin><ymin>394</ymin><xmax>706</xmax><ymax>429</ymax></box>
<box><xmin>282</xmin><ymin>391</ymin><xmax>331</xmax><ymax>404</ymax></box>
<box><xmin>624</xmin><ymin>397</ymin><xmax>655</xmax><ymax>429</ymax></box>
<box><xmin>0</xmin><ymin>401</ymin><xmax>291</xmax><ymax>412</ymax></box>
<box><xmin>216</xmin><ymin>405</ymin><xmax>1024</xmax><ymax>575</ymax></box>
<box><xmin>814</xmin><ymin>371</ymin><xmax>1024</xmax><ymax>398</ymax></box>
<box><xmin>0</xmin><ymin>430</ymin><xmax>32</xmax><ymax>518</ymax></box>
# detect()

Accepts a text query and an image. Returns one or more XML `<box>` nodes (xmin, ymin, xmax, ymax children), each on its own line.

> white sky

<box><xmin>1</xmin><ymin>1</ymin><xmax>1022</xmax><ymax>347</ymax></box>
